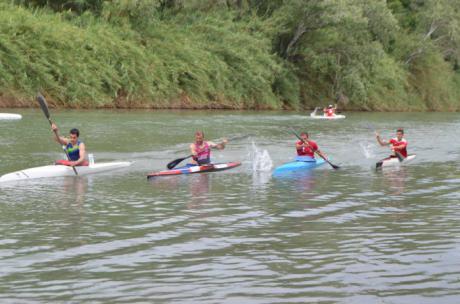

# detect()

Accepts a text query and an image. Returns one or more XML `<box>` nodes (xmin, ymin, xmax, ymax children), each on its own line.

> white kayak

<box><xmin>376</xmin><ymin>154</ymin><xmax>416</xmax><ymax>169</ymax></box>
<box><xmin>309</xmin><ymin>108</ymin><xmax>345</xmax><ymax>120</ymax></box>
<box><xmin>310</xmin><ymin>114</ymin><xmax>346</xmax><ymax>120</ymax></box>
<box><xmin>0</xmin><ymin>113</ymin><xmax>22</xmax><ymax>120</ymax></box>
<box><xmin>0</xmin><ymin>161</ymin><xmax>132</xmax><ymax>183</ymax></box>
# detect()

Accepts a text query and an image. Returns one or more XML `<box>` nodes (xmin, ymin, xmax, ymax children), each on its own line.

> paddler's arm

<box><xmin>375</xmin><ymin>132</ymin><xmax>388</xmax><ymax>146</ymax></box>
<box><xmin>51</xmin><ymin>123</ymin><xmax>69</xmax><ymax>145</ymax></box>
<box><xmin>392</xmin><ymin>141</ymin><xmax>407</xmax><ymax>152</ymax></box>
<box><xmin>209</xmin><ymin>138</ymin><xmax>228</xmax><ymax>150</ymax></box>
<box><xmin>69</xmin><ymin>143</ymin><xmax>86</xmax><ymax>166</ymax></box>
<box><xmin>302</xmin><ymin>140</ymin><xmax>327</xmax><ymax>159</ymax></box>
<box><xmin>315</xmin><ymin>149</ymin><xmax>328</xmax><ymax>160</ymax></box>
<box><xmin>309</xmin><ymin>141</ymin><xmax>328</xmax><ymax>160</ymax></box>
<box><xmin>190</xmin><ymin>143</ymin><xmax>198</xmax><ymax>164</ymax></box>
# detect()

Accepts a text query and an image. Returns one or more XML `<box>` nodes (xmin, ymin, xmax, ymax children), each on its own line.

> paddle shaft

<box><xmin>37</xmin><ymin>95</ymin><xmax>78</xmax><ymax>175</ymax></box>
<box><xmin>291</xmin><ymin>129</ymin><xmax>339</xmax><ymax>169</ymax></box>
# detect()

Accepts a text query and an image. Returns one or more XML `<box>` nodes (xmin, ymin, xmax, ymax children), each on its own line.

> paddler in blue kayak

<box><xmin>51</xmin><ymin>123</ymin><xmax>88</xmax><ymax>166</ymax></box>
<box><xmin>296</xmin><ymin>132</ymin><xmax>328</xmax><ymax>161</ymax></box>
<box><xmin>190</xmin><ymin>131</ymin><xmax>228</xmax><ymax>165</ymax></box>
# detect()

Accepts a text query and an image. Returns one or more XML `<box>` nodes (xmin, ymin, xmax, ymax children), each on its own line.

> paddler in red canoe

<box><xmin>51</xmin><ymin>123</ymin><xmax>88</xmax><ymax>166</ymax></box>
<box><xmin>375</xmin><ymin>128</ymin><xmax>408</xmax><ymax>159</ymax></box>
<box><xmin>190</xmin><ymin>131</ymin><xmax>228</xmax><ymax>165</ymax></box>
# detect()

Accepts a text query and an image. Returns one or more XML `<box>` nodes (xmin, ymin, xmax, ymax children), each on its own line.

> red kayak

<box><xmin>147</xmin><ymin>162</ymin><xmax>241</xmax><ymax>179</ymax></box>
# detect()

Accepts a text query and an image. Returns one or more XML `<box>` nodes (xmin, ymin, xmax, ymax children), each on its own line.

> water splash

<box><xmin>248</xmin><ymin>141</ymin><xmax>273</xmax><ymax>172</ymax></box>
<box><xmin>360</xmin><ymin>142</ymin><xmax>375</xmax><ymax>159</ymax></box>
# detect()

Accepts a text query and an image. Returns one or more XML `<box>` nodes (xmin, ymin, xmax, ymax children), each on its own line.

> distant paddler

<box><xmin>323</xmin><ymin>104</ymin><xmax>338</xmax><ymax>117</ymax></box>
<box><xmin>190</xmin><ymin>131</ymin><xmax>227</xmax><ymax>165</ymax></box>
<box><xmin>51</xmin><ymin>123</ymin><xmax>88</xmax><ymax>166</ymax></box>
<box><xmin>375</xmin><ymin>128</ymin><xmax>408</xmax><ymax>161</ymax></box>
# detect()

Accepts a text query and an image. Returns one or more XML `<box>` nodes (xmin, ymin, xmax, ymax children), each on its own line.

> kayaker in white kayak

<box><xmin>375</xmin><ymin>128</ymin><xmax>408</xmax><ymax>159</ymax></box>
<box><xmin>51</xmin><ymin>123</ymin><xmax>88</xmax><ymax>166</ymax></box>
<box><xmin>296</xmin><ymin>132</ymin><xmax>328</xmax><ymax>160</ymax></box>
<box><xmin>323</xmin><ymin>104</ymin><xmax>337</xmax><ymax>117</ymax></box>
<box><xmin>190</xmin><ymin>131</ymin><xmax>227</xmax><ymax>165</ymax></box>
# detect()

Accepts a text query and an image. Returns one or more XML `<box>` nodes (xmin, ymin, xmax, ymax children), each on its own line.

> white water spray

<box><xmin>360</xmin><ymin>142</ymin><xmax>376</xmax><ymax>159</ymax></box>
<box><xmin>248</xmin><ymin>141</ymin><xmax>273</xmax><ymax>172</ymax></box>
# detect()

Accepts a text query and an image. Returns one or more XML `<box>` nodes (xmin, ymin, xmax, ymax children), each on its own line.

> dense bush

<box><xmin>0</xmin><ymin>0</ymin><xmax>459</xmax><ymax>111</ymax></box>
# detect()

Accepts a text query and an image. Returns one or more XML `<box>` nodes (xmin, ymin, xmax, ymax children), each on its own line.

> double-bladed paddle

<box><xmin>290</xmin><ymin>127</ymin><xmax>340</xmax><ymax>170</ymax></box>
<box><xmin>37</xmin><ymin>94</ymin><xmax>78</xmax><ymax>176</ymax></box>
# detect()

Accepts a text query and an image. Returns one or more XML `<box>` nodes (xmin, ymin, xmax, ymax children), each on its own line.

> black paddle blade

<box><xmin>37</xmin><ymin>94</ymin><xmax>50</xmax><ymax>120</ymax></box>
<box><xmin>330</xmin><ymin>163</ymin><xmax>340</xmax><ymax>170</ymax></box>
<box><xmin>166</xmin><ymin>159</ymin><xmax>183</xmax><ymax>170</ymax></box>
<box><xmin>166</xmin><ymin>155</ymin><xmax>191</xmax><ymax>170</ymax></box>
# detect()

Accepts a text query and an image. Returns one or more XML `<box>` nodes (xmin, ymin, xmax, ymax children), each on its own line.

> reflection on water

<box><xmin>273</xmin><ymin>170</ymin><xmax>319</xmax><ymax>194</ymax></box>
<box><xmin>1</xmin><ymin>110</ymin><xmax>460</xmax><ymax>303</ymax></box>
<box><xmin>380</xmin><ymin>166</ymin><xmax>407</xmax><ymax>195</ymax></box>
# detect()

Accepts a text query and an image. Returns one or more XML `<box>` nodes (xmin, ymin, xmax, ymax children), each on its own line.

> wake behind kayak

<box><xmin>147</xmin><ymin>162</ymin><xmax>241</xmax><ymax>179</ymax></box>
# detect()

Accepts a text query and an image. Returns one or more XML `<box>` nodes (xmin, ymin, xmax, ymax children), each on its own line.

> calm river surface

<box><xmin>1</xmin><ymin>109</ymin><xmax>460</xmax><ymax>303</ymax></box>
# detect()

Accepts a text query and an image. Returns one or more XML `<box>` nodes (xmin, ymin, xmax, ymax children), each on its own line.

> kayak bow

<box><xmin>0</xmin><ymin>161</ymin><xmax>132</xmax><ymax>183</ymax></box>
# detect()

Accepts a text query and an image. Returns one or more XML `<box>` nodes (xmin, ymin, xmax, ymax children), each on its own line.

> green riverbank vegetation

<box><xmin>0</xmin><ymin>0</ymin><xmax>459</xmax><ymax>111</ymax></box>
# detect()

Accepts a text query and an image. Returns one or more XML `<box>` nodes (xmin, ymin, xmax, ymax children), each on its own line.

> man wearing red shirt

<box><xmin>375</xmin><ymin>128</ymin><xmax>408</xmax><ymax>158</ymax></box>
<box><xmin>323</xmin><ymin>104</ymin><xmax>337</xmax><ymax>117</ymax></box>
<box><xmin>296</xmin><ymin>132</ymin><xmax>328</xmax><ymax>159</ymax></box>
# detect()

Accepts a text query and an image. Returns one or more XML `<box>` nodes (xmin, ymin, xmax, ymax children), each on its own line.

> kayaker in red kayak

<box><xmin>323</xmin><ymin>104</ymin><xmax>337</xmax><ymax>117</ymax></box>
<box><xmin>51</xmin><ymin>123</ymin><xmax>88</xmax><ymax>166</ymax></box>
<box><xmin>375</xmin><ymin>128</ymin><xmax>408</xmax><ymax>159</ymax></box>
<box><xmin>190</xmin><ymin>131</ymin><xmax>228</xmax><ymax>165</ymax></box>
<box><xmin>296</xmin><ymin>132</ymin><xmax>328</xmax><ymax>160</ymax></box>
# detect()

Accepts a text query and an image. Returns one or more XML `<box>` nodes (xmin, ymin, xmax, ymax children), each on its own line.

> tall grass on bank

<box><xmin>0</xmin><ymin>2</ymin><xmax>287</xmax><ymax>109</ymax></box>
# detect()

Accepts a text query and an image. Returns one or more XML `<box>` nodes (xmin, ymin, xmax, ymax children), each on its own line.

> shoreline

<box><xmin>0</xmin><ymin>97</ymin><xmax>456</xmax><ymax>113</ymax></box>
<box><xmin>1</xmin><ymin>105</ymin><xmax>457</xmax><ymax>113</ymax></box>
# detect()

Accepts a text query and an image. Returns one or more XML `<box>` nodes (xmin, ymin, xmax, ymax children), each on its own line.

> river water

<box><xmin>1</xmin><ymin>109</ymin><xmax>460</xmax><ymax>303</ymax></box>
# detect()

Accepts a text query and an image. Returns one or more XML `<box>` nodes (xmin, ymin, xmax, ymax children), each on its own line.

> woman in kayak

<box><xmin>296</xmin><ymin>132</ymin><xmax>328</xmax><ymax>160</ymax></box>
<box><xmin>190</xmin><ymin>131</ymin><xmax>228</xmax><ymax>165</ymax></box>
<box><xmin>375</xmin><ymin>128</ymin><xmax>408</xmax><ymax>159</ymax></box>
<box><xmin>51</xmin><ymin>123</ymin><xmax>88</xmax><ymax>166</ymax></box>
<box><xmin>323</xmin><ymin>104</ymin><xmax>337</xmax><ymax>117</ymax></box>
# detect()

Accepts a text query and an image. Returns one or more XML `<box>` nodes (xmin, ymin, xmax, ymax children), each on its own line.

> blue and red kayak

<box><xmin>147</xmin><ymin>162</ymin><xmax>241</xmax><ymax>179</ymax></box>
<box><xmin>273</xmin><ymin>156</ymin><xmax>325</xmax><ymax>176</ymax></box>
